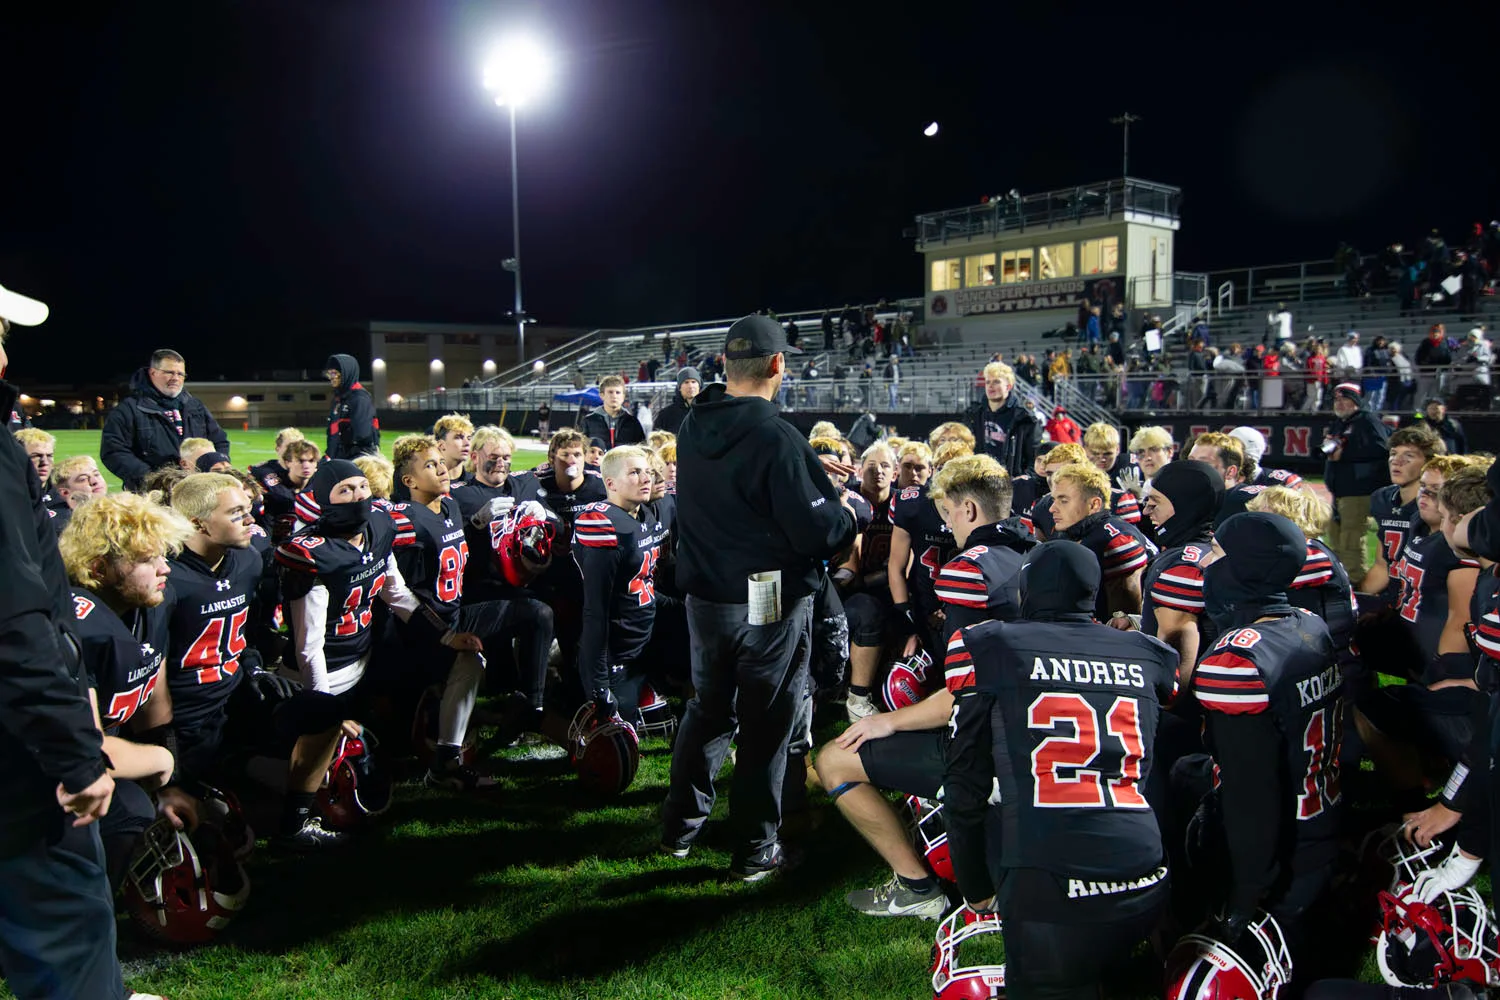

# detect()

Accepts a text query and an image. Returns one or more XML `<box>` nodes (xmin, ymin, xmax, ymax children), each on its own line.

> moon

<box><xmin>923</xmin><ymin>121</ymin><xmax>939</xmax><ymax>137</ymax></box>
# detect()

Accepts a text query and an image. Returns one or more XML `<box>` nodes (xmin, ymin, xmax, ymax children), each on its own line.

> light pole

<box><xmin>484</xmin><ymin>37</ymin><xmax>551</xmax><ymax>366</ymax></box>
<box><xmin>1109</xmin><ymin>112</ymin><xmax>1140</xmax><ymax>178</ymax></box>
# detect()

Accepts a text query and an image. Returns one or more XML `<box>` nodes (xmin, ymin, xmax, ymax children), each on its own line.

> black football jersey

<box><xmin>1471</xmin><ymin>566</ymin><xmax>1500</xmax><ymax>691</ymax></box>
<box><xmin>573</xmin><ymin>501</ymin><xmax>672</xmax><ymax>691</ymax></box>
<box><xmin>389</xmin><ymin>497</ymin><xmax>468</xmax><ymax>628</ymax></box>
<box><xmin>1394</xmin><ymin>531</ymin><xmax>1480</xmax><ymax>666</ymax></box>
<box><xmin>71</xmin><ymin>588</ymin><xmax>171</xmax><ymax>733</ymax></box>
<box><xmin>845</xmin><ymin>489</ymin><xmax>874</xmax><ymax>534</ymax></box>
<box><xmin>163</xmin><ymin>545</ymin><xmax>265</xmax><ymax>730</ymax></box>
<box><xmin>512</xmin><ymin>463</ymin><xmax>607</xmax><ymax>548</ymax></box>
<box><xmin>891</xmin><ymin>485</ymin><xmax>957</xmax><ymax>616</ymax></box>
<box><xmin>1141</xmin><ymin>543</ymin><xmax>1211</xmax><ymax>640</ymax></box>
<box><xmin>1252</xmin><ymin>466</ymin><xmax>1306</xmax><ymax>492</ymax></box>
<box><xmin>1071</xmin><ymin>513</ymin><xmax>1158</xmax><ymax>620</ymax></box>
<box><xmin>932</xmin><ymin>522</ymin><xmax>1033</xmax><ymax>634</ymax></box>
<box><xmin>275</xmin><ymin>514</ymin><xmax>396</xmax><ymax>672</ymax></box>
<box><xmin>249</xmin><ymin>459</ymin><xmax>288</xmax><ymax>494</ymax></box>
<box><xmin>1217</xmin><ymin>483</ymin><xmax>1272</xmax><ymax>525</ymax></box>
<box><xmin>945</xmin><ymin>619</ymin><xmax>1179</xmax><ymax>879</ymax></box>
<box><xmin>450</xmin><ymin>475</ymin><xmax>528</xmax><ymax>599</ymax></box>
<box><xmin>1289</xmin><ymin>539</ymin><xmax>1357</xmax><ymax>667</ymax></box>
<box><xmin>1371</xmin><ymin>484</ymin><xmax>1420</xmax><ymax>596</ymax></box>
<box><xmin>1193</xmin><ymin>613</ymin><xmax>1342</xmax><ymax>864</ymax></box>
<box><xmin>856</xmin><ymin>488</ymin><xmax>895</xmax><ymax>579</ymax></box>
<box><xmin>1010</xmin><ymin>473</ymin><xmax>1046</xmax><ymax>520</ymax></box>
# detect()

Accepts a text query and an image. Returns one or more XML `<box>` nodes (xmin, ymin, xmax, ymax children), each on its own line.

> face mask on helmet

<box><xmin>882</xmin><ymin>650</ymin><xmax>935</xmax><ymax>713</ymax></box>
<box><xmin>122</xmin><ymin>817</ymin><xmax>251</xmax><ymax>946</ymax></box>
<box><xmin>318</xmin><ymin>732</ymin><xmax>392</xmax><ymax>830</ymax></box>
<box><xmin>636</xmin><ymin>682</ymin><xmax>678</xmax><ymax>742</ymax></box>
<box><xmin>568</xmin><ymin>702</ymin><xmax>640</xmax><ymax>796</ymax></box>
<box><xmin>1376</xmin><ymin>886</ymin><xmax>1500</xmax><ymax>988</ymax></box>
<box><xmin>904</xmin><ymin>794</ymin><xmax>954</xmax><ymax>883</ymax></box>
<box><xmin>491</xmin><ymin>501</ymin><xmax>559</xmax><ymax>588</ymax></box>
<box><xmin>930</xmin><ymin>905</ymin><xmax>1007</xmax><ymax>999</ymax></box>
<box><xmin>1165</xmin><ymin>911</ymin><xmax>1293</xmax><ymax>1000</ymax></box>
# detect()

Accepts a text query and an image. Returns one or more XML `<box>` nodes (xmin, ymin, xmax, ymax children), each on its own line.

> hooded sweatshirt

<box><xmin>1322</xmin><ymin>395</ymin><xmax>1390</xmax><ymax>498</ymax></box>
<box><xmin>325</xmin><ymin>354</ymin><xmax>380</xmax><ymax>460</ymax></box>
<box><xmin>1140</xmin><ymin>461</ymin><xmax>1224</xmax><ymax>646</ymax></box>
<box><xmin>941</xmin><ymin>540</ymin><xmax>1179</xmax><ymax>908</ymax></box>
<box><xmin>674</xmin><ymin>383</ymin><xmax>856</xmax><ymax>605</ymax></box>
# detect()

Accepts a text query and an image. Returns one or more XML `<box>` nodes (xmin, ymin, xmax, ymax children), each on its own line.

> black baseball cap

<box><xmin>724</xmin><ymin>314</ymin><xmax>803</xmax><ymax>360</ymax></box>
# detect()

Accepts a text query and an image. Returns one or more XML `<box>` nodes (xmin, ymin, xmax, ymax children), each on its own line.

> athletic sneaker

<box><xmin>846</xmin><ymin>691</ymin><xmax>878</xmax><ymax>723</ymax></box>
<box><xmin>730</xmin><ymin>842</ymin><xmax>802</xmax><ymax>882</ymax></box>
<box><xmin>845</xmin><ymin>874</ymin><xmax>948</xmax><ymax>920</ymax></box>
<box><xmin>660</xmin><ymin>838</ymin><xmax>693</xmax><ymax>860</ymax></box>
<box><xmin>424</xmin><ymin>760</ymin><xmax>499</xmax><ymax>792</ymax></box>
<box><xmin>276</xmin><ymin>816</ymin><xmax>347</xmax><ymax>851</ymax></box>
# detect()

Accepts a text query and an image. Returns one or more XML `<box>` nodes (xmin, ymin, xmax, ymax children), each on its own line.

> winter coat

<box><xmin>101</xmin><ymin>368</ymin><xmax>229</xmax><ymax>492</ymax></box>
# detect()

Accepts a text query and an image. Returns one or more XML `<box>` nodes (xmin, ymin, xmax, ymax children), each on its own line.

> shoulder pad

<box><xmin>573</xmin><ymin>509</ymin><xmax>619</xmax><ymax>548</ymax></box>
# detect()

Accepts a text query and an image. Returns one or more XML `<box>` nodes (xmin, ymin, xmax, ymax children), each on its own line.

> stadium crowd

<box><xmin>9</xmin><ymin>292</ymin><xmax>1500</xmax><ymax>999</ymax></box>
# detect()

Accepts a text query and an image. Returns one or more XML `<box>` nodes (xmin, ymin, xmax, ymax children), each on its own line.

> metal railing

<box><xmin>914</xmin><ymin>178</ymin><xmax>1182</xmax><ymax>248</ymax></box>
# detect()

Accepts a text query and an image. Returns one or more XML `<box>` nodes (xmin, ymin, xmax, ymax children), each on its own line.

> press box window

<box><xmin>1080</xmin><ymin>237</ymin><xmax>1119</xmax><ymax>274</ymax></box>
<box><xmin>963</xmin><ymin>253</ymin><xmax>996</xmax><ymax>287</ymax></box>
<box><xmin>931</xmin><ymin>258</ymin><xmax>962</xmax><ymax>291</ymax></box>
<box><xmin>1038</xmin><ymin>243</ymin><xmax>1074</xmax><ymax>279</ymax></box>
<box><xmin>1001</xmin><ymin>249</ymin><xmax>1033</xmax><ymax>283</ymax></box>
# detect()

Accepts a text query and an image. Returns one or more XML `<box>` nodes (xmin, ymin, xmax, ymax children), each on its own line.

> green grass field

<box><xmin>2</xmin><ymin>435</ymin><xmax>1416</xmax><ymax>998</ymax></box>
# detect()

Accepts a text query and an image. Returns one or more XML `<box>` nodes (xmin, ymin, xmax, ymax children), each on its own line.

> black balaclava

<box><xmin>1203</xmin><ymin>512</ymin><xmax>1304</xmax><ymax>631</ymax></box>
<box><xmin>1018</xmin><ymin>540</ymin><xmax>1101</xmax><ymax>623</ymax></box>
<box><xmin>1149</xmin><ymin>460</ymin><xmax>1225</xmax><ymax>550</ymax></box>
<box><xmin>302</xmin><ymin>459</ymin><xmax>370</xmax><ymax>537</ymax></box>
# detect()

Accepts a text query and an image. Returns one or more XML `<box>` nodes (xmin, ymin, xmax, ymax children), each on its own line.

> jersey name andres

<box><xmin>1370</xmin><ymin>484</ymin><xmax>1420</xmax><ymax>577</ymax></box>
<box><xmin>1394</xmin><ymin>531</ymin><xmax>1479</xmax><ymax>663</ymax></box>
<box><xmin>574</xmin><ymin>501</ymin><xmax>672</xmax><ymax>666</ymax></box>
<box><xmin>891</xmin><ymin>486</ymin><xmax>955</xmax><ymax>614</ymax></box>
<box><xmin>72</xmin><ymin>589</ymin><xmax>169</xmax><ymax>731</ymax></box>
<box><xmin>389</xmin><ymin>497</ymin><xmax>468</xmax><ymax>625</ymax></box>
<box><xmin>276</xmin><ymin>517</ymin><xmax>394</xmax><ymax>670</ymax></box>
<box><xmin>164</xmin><ymin>546</ymin><xmax>265</xmax><ymax>728</ymax></box>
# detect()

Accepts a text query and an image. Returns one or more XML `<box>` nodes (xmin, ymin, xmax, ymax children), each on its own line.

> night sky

<box><xmin>1</xmin><ymin>2</ymin><xmax>1492</xmax><ymax>384</ymax></box>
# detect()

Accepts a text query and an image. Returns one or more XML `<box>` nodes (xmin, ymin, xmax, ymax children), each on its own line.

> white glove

<box><xmin>1411</xmin><ymin>846</ymin><xmax>1482</xmax><ymax>903</ymax></box>
<box><xmin>471</xmin><ymin>495</ymin><xmax>516</xmax><ymax>529</ymax></box>
<box><xmin>1115</xmin><ymin>468</ymin><xmax>1146</xmax><ymax>498</ymax></box>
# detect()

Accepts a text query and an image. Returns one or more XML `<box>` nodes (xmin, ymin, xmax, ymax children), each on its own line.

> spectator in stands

<box><xmin>1044</xmin><ymin>406</ymin><xmax>1081</xmax><ymax>444</ymax></box>
<box><xmin>1016</xmin><ymin>353</ymin><xmax>1039</xmax><ymax>387</ymax></box>
<box><xmin>1364</xmin><ymin>336</ymin><xmax>1391</xmax><ymax>411</ymax></box>
<box><xmin>1388</xmin><ymin>342</ymin><xmax>1415</xmax><ymax>412</ymax></box>
<box><xmin>784</xmin><ymin>319</ymin><xmax>800</xmax><ymax>350</ymax></box>
<box><xmin>1109</xmin><ymin>302</ymin><xmax>1128</xmax><ymax>341</ymax></box>
<box><xmin>1213</xmin><ymin>344</ymin><xmax>1246</xmax><ymax>409</ymax></box>
<box><xmin>1416</xmin><ymin>323</ymin><xmax>1454</xmax><ymax>402</ymax></box>
<box><xmin>1267</xmin><ymin>301</ymin><xmax>1293</xmax><ymax>345</ymax></box>
<box><xmin>1468</xmin><ymin>326</ymin><xmax>1493</xmax><ymax>390</ymax></box>
<box><xmin>1074</xmin><ymin>344</ymin><xmax>1102</xmax><ymax>401</ymax></box>
<box><xmin>882</xmin><ymin>355</ymin><xmax>899</xmax><ymax>409</ymax></box>
<box><xmin>1459</xmin><ymin>250</ymin><xmax>1484</xmax><ymax>315</ymax></box>
<box><xmin>1333</xmin><ymin>332</ymin><xmax>1363</xmax><ymax>387</ymax></box>
<box><xmin>1184</xmin><ymin>338</ymin><xmax>1210</xmax><ymax>410</ymax></box>
<box><xmin>1048</xmin><ymin>349</ymin><xmax>1072</xmax><ymax>396</ymax></box>
<box><xmin>1322</xmin><ymin>383</ymin><xmax>1391</xmax><ymax>580</ymax></box>
<box><xmin>1086</xmin><ymin>305</ymin><xmax>1102</xmax><ymax>345</ymax></box>
<box><xmin>821</xmin><ymin>311</ymin><xmax>835</xmax><ymax>351</ymax></box>
<box><xmin>1420</xmin><ymin>398</ymin><xmax>1467</xmax><ymax>454</ymax></box>
<box><xmin>638</xmin><ymin>360</ymin><xmax>649</xmax><ymax>383</ymax></box>
<box><xmin>966</xmin><ymin>361</ymin><xmax>1038</xmax><ymax>477</ymax></box>
<box><xmin>654</xmin><ymin>367</ymin><xmax>701</xmax><ymax>435</ymax></box>
<box><xmin>1280</xmin><ymin>342</ymin><xmax>1306</xmax><ymax>410</ymax></box>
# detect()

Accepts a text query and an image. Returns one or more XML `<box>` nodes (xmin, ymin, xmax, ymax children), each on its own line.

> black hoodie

<box><xmin>1322</xmin><ymin>395</ymin><xmax>1390</xmax><ymax>498</ymax></box>
<box><xmin>325</xmin><ymin>353</ymin><xmax>379</xmax><ymax>460</ymax></box>
<box><xmin>100</xmin><ymin>367</ymin><xmax>229</xmax><ymax>491</ymax></box>
<box><xmin>675</xmin><ymin>383</ymin><xmax>856</xmax><ymax>604</ymax></box>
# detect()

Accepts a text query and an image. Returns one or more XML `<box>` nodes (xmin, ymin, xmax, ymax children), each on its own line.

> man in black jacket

<box><xmin>662</xmin><ymin>314</ymin><xmax>857</xmax><ymax>880</ymax></box>
<box><xmin>653</xmin><ymin>367</ymin><xmax>700</xmax><ymax>435</ymax></box>
<box><xmin>0</xmin><ymin>287</ymin><xmax>128</xmax><ymax>1000</ymax></box>
<box><xmin>965</xmin><ymin>361</ymin><xmax>1038</xmax><ymax>476</ymax></box>
<box><xmin>581</xmin><ymin>375</ymin><xmax>645</xmax><ymax>448</ymax></box>
<box><xmin>101</xmin><ymin>348</ymin><xmax>230</xmax><ymax>493</ymax></box>
<box><xmin>1323</xmin><ymin>382</ymin><xmax>1391</xmax><ymax>581</ymax></box>
<box><xmin>324</xmin><ymin>353</ymin><xmax>380</xmax><ymax>459</ymax></box>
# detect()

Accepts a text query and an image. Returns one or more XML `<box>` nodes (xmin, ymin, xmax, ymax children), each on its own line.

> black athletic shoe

<box><xmin>730</xmin><ymin>842</ymin><xmax>801</xmax><ymax>882</ymax></box>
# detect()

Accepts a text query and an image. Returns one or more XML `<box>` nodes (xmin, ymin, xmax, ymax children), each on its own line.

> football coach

<box><xmin>662</xmin><ymin>314</ymin><xmax>857</xmax><ymax>881</ymax></box>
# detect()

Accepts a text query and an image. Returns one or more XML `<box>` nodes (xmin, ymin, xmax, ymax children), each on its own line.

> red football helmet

<box><xmin>489</xmin><ymin>501</ymin><xmax>560</xmax><ymax>588</ymax></box>
<box><xmin>410</xmin><ymin>685</ymin><xmax>477</xmax><ymax>767</ymax></box>
<box><xmin>568</xmin><ymin>702</ymin><xmax>640</xmax><ymax>796</ymax></box>
<box><xmin>883</xmin><ymin>650</ymin><xmax>935</xmax><ymax>712</ymax></box>
<box><xmin>1374</xmin><ymin>824</ymin><xmax>1451</xmax><ymax>893</ymax></box>
<box><xmin>198</xmin><ymin>784</ymin><xmax>255</xmax><ymax>862</ymax></box>
<box><xmin>929</xmin><ymin>905</ymin><xmax>1006</xmax><ymax>999</ymax></box>
<box><xmin>636</xmin><ymin>683</ymin><xmax>678</xmax><ymax>742</ymax></box>
<box><xmin>122</xmin><ymin>818</ymin><xmax>251</xmax><ymax>946</ymax></box>
<box><xmin>317</xmin><ymin>731</ymin><xmax>392</xmax><ymax>830</ymax></box>
<box><xmin>1376</xmin><ymin>887</ymin><xmax>1500</xmax><ymax>987</ymax></box>
<box><xmin>1165</xmin><ymin>912</ymin><xmax>1293</xmax><ymax>1000</ymax></box>
<box><xmin>905</xmin><ymin>794</ymin><xmax>955</xmax><ymax>882</ymax></box>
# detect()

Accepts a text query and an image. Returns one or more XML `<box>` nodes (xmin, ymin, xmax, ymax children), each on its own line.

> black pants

<box><xmin>0</xmin><ymin>820</ymin><xmax>124</xmax><ymax>1000</ymax></box>
<box><xmin>1001</xmin><ymin>874</ymin><xmax>1168</xmax><ymax>1000</ymax></box>
<box><xmin>662</xmin><ymin>594</ymin><xmax>813</xmax><ymax>855</ymax></box>
<box><xmin>99</xmin><ymin>777</ymin><xmax>157</xmax><ymax>895</ymax></box>
<box><xmin>461</xmin><ymin>597</ymin><xmax>554</xmax><ymax>710</ymax></box>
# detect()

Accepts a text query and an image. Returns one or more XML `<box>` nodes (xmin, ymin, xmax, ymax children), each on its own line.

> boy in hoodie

<box><xmin>943</xmin><ymin>542</ymin><xmax>1178</xmax><ymax>996</ymax></box>
<box><xmin>101</xmin><ymin>348</ymin><xmax>230</xmax><ymax>492</ymax></box>
<box><xmin>1186</xmin><ymin>512</ymin><xmax>1340</xmax><ymax>956</ymax></box>
<box><xmin>662</xmin><ymin>315</ymin><xmax>856</xmax><ymax>881</ymax></box>
<box><xmin>1139</xmin><ymin>460</ymin><xmax>1225</xmax><ymax>675</ymax></box>
<box><xmin>323</xmin><ymin>354</ymin><xmax>379</xmax><ymax>460</ymax></box>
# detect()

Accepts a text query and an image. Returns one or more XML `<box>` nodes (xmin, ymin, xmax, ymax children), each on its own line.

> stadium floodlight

<box><xmin>482</xmin><ymin>35</ymin><xmax>553</xmax><ymax>367</ymax></box>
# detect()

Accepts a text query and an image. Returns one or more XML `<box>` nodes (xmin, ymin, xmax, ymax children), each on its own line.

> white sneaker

<box><xmin>846</xmin><ymin>692</ymin><xmax>878</xmax><ymax>723</ymax></box>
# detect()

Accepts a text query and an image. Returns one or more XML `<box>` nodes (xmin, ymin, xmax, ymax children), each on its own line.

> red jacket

<box><xmin>1306</xmin><ymin>355</ymin><xmax>1328</xmax><ymax>384</ymax></box>
<box><xmin>1045</xmin><ymin>415</ymin><xmax>1082</xmax><ymax>443</ymax></box>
